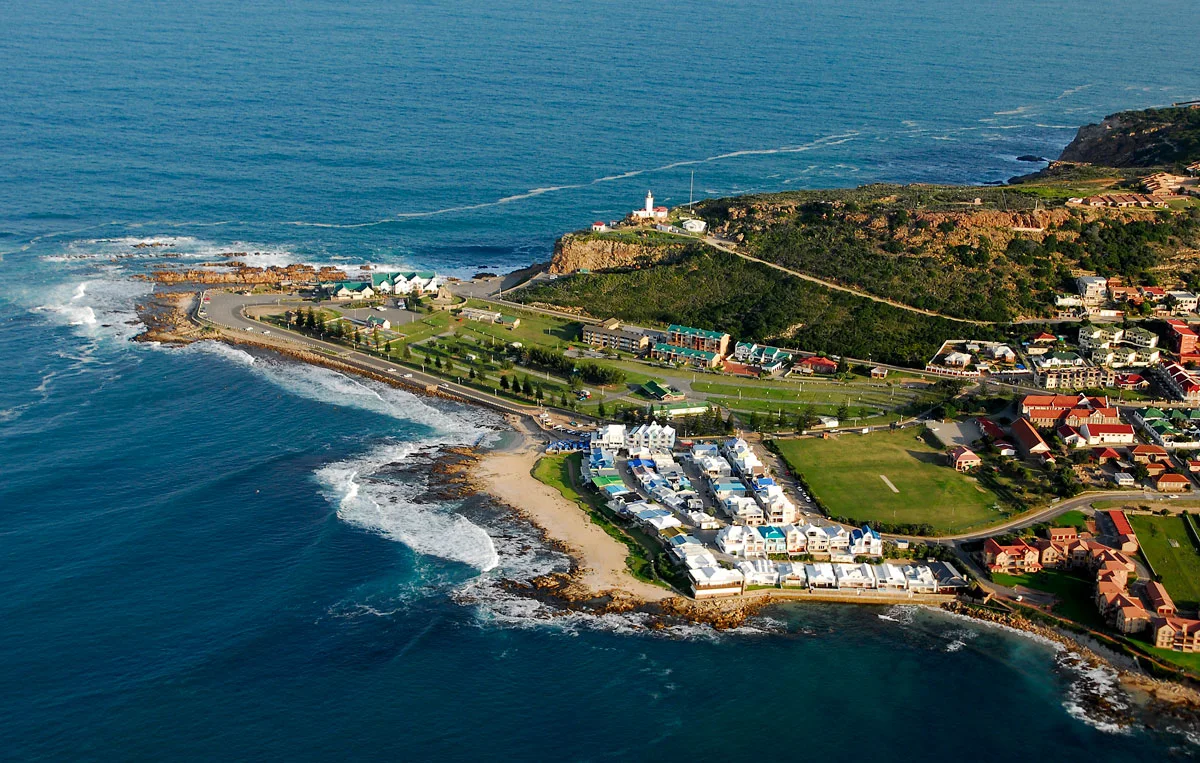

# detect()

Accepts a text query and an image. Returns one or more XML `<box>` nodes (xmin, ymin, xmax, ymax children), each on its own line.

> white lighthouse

<box><xmin>632</xmin><ymin>190</ymin><xmax>668</xmax><ymax>221</ymax></box>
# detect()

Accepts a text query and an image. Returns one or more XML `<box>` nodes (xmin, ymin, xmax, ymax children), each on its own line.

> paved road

<box><xmin>200</xmin><ymin>291</ymin><xmax>572</xmax><ymax>420</ymax></box>
<box><xmin>893</xmin><ymin>489</ymin><xmax>1173</xmax><ymax>544</ymax></box>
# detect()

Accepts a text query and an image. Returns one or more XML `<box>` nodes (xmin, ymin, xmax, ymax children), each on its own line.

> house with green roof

<box><xmin>366</xmin><ymin>270</ymin><xmax>442</xmax><ymax>295</ymax></box>
<box><xmin>365</xmin><ymin>315</ymin><xmax>391</xmax><ymax>330</ymax></box>
<box><xmin>322</xmin><ymin>281</ymin><xmax>376</xmax><ymax>300</ymax></box>
<box><xmin>652</xmin><ymin>342</ymin><xmax>721</xmax><ymax>369</ymax></box>
<box><xmin>641</xmin><ymin>380</ymin><xmax>683</xmax><ymax>401</ymax></box>
<box><xmin>667</xmin><ymin>324</ymin><xmax>731</xmax><ymax>357</ymax></box>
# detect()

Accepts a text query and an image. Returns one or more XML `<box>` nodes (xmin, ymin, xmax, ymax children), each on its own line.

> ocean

<box><xmin>2</xmin><ymin>0</ymin><xmax>1199</xmax><ymax>758</ymax></box>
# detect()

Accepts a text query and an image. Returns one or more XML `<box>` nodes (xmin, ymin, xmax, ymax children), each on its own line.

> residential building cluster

<box><xmin>319</xmin><ymin>270</ymin><xmax>442</xmax><ymax>300</ymax></box>
<box><xmin>924</xmin><ymin>339</ymin><xmax>1018</xmax><ymax>378</ymax></box>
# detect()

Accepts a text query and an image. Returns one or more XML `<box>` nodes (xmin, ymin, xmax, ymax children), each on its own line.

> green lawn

<box><xmin>1053</xmin><ymin>510</ymin><xmax>1089</xmax><ymax>531</ymax></box>
<box><xmin>1130</xmin><ymin>514</ymin><xmax>1200</xmax><ymax>611</ymax></box>
<box><xmin>1128</xmin><ymin>637</ymin><xmax>1200</xmax><ymax>676</ymax></box>
<box><xmin>990</xmin><ymin>569</ymin><xmax>1105</xmax><ymax>629</ymax></box>
<box><xmin>776</xmin><ymin>428</ymin><xmax>1004</xmax><ymax>534</ymax></box>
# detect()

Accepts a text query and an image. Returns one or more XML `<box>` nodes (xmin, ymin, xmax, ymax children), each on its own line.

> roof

<box><xmin>798</xmin><ymin>356</ymin><xmax>839</xmax><ymax>369</ymax></box>
<box><xmin>949</xmin><ymin>445</ymin><xmax>980</xmax><ymax>461</ymax></box>
<box><xmin>1132</xmin><ymin>444</ymin><xmax>1169</xmax><ymax>455</ymax></box>
<box><xmin>668</xmin><ymin>324</ymin><xmax>728</xmax><ymax>340</ymax></box>
<box><xmin>1082</xmin><ymin>424</ymin><xmax>1134</xmax><ymax>435</ymax></box>
<box><xmin>1093</xmin><ymin>447</ymin><xmax>1122</xmax><ymax>459</ymax></box>
<box><xmin>1157</xmin><ymin>473</ymin><xmax>1191</xmax><ymax>484</ymax></box>
<box><xmin>1011</xmin><ymin>418</ymin><xmax>1049</xmax><ymax>453</ymax></box>
<box><xmin>641</xmin><ymin>380</ymin><xmax>673</xmax><ymax>399</ymax></box>
<box><xmin>1105</xmin><ymin>510</ymin><xmax>1134</xmax><ymax>536</ymax></box>
<box><xmin>1146</xmin><ymin>581</ymin><xmax>1176</xmax><ymax>611</ymax></box>
<box><xmin>654</xmin><ymin>343</ymin><xmax>717</xmax><ymax>361</ymax></box>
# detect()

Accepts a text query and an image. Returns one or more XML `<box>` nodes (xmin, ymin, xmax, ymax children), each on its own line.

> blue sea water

<box><xmin>2</xmin><ymin>0</ymin><xmax>1200</xmax><ymax>758</ymax></box>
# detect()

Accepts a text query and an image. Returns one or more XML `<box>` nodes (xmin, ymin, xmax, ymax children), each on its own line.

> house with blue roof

<box><xmin>849</xmin><ymin>525</ymin><xmax>883</xmax><ymax>557</ymax></box>
<box><xmin>759</xmin><ymin>525</ymin><xmax>787</xmax><ymax>555</ymax></box>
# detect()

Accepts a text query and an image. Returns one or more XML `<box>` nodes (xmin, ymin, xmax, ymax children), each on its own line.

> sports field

<box><xmin>1130</xmin><ymin>514</ymin><xmax>1200</xmax><ymax>611</ymax></box>
<box><xmin>776</xmin><ymin>428</ymin><xmax>1002</xmax><ymax>534</ymax></box>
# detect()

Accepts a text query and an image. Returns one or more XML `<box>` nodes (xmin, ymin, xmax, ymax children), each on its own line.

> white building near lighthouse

<box><xmin>632</xmin><ymin>191</ymin><xmax>669</xmax><ymax>221</ymax></box>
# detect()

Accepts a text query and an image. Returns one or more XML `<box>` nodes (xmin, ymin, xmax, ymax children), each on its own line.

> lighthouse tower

<box><xmin>645</xmin><ymin>191</ymin><xmax>655</xmax><ymax>216</ymax></box>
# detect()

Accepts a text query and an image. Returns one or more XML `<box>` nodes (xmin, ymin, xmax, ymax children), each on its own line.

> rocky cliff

<box><xmin>1058</xmin><ymin>106</ymin><xmax>1200</xmax><ymax>167</ymax></box>
<box><xmin>139</xmin><ymin>263</ymin><xmax>348</xmax><ymax>285</ymax></box>
<box><xmin>548</xmin><ymin>233</ymin><xmax>688</xmax><ymax>274</ymax></box>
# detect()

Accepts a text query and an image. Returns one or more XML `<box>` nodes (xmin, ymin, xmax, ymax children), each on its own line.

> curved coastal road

<box><xmin>198</xmin><ymin>291</ymin><xmax>570</xmax><ymax>421</ymax></box>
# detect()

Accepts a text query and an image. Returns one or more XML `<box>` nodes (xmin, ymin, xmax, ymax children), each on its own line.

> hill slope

<box><xmin>1058</xmin><ymin>106</ymin><xmax>1200</xmax><ymax>167</ymax></box>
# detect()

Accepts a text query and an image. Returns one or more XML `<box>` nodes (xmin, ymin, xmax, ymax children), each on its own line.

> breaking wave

<box><xmin>316</xmin><ymin>442</ymin><xmax>500</xmax><ymax>572</ymax></box>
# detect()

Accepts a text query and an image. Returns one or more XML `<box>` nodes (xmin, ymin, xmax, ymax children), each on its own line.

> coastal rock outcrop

<box><xmin>1058</xmin><ymin>106</ymin><xmax>1200</xmax><ymax>167</ymax></box>
<box><xmin>548</xmin><ymin>232</ymin><xmax>688</xmax><ymax>274</ymax></box>
<box><xmin>139</xmin><ymin>263</ymin><xmax>348</xmax><ymax>285</ymax></box>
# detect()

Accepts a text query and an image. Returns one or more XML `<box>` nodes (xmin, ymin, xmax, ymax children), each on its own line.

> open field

<box><xmin>775</xmin><ymin>429</ymin><xmax>1003</xmax><ymax>533</ymax></box>
<box><xmin>1130</xmin><ymin>514</ymin><xmax>1200</xmax><ymax>611</ymax></box>
<box><xmin>990</xmin><ymin>570</ymin><xmax>1105</xmax><ymax>628</ymax></box>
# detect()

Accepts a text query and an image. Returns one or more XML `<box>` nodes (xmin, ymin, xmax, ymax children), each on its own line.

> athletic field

<box><xmin>776</xmin><ymin>428</ymin><xmax>1002</xmax><ymax>533</ymax></box>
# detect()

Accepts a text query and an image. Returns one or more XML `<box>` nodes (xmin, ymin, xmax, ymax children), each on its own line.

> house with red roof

<box><xmin>1032</xmin><ymin>331</ymin><xmax>1057</xmax><ymax>344</ymax></box>
<box><xmin>1092</xmin><ymin>447</ymin><xmax>1122</xmax><ymax>464</ymax></box>
<box><xmin>1156</xmin><ymin>473</ymin><xmax>1192</xmax><ymax>492</ymax></box>
<box><xmin>1152</xmin><ymin>616</ymin><xmax>1200</xmax><ymax>652</ymax></box>
<box><xmin>1145</xmin><ymin>581</ymin><xmax>1177</xmax><ymax>616</ymax></box>
<box><xmin>1104</xmin><ymin>509</ymin><xmax>1134</xmax><ymax>537</ymax></box>
<box><xmin>795</xmin><ymin>356</ymin><xmax>838</xmax><ymax>375</ymax></box>
<box><xmin>1011</xmin><ymin>418</ymin><xmax>1050</xmax><ymax>456</ymax></box>
<box><xmin>1155</xmin><ymin>360</ymin><xmax>1200</xmax><ymax>402</ymax></box>
<box><xmin>1078</xmin><ymin>423</ymin><xmax>1136</xmax><ymax>446</ymax></box>
<box><xmin>1131</xmin><ymin>444</ymin><xmax>1169</xmax><ymax>463</ymax></box>
<box><xmin>982</xmin><ymin>538</ymin><xmax>1042</xmax><ymax>574</ymax></box>
<box><xmin>948</xmin><ymin>445</ymin><xmax>981</xmax><ymax>472</ymax></box>
<box><xmin>976</xmin><ymin>417</ymin><xmax>1007</xmax><ymax>441</ymax></box>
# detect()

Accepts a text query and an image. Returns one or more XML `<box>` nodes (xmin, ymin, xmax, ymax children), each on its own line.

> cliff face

<box><xmin>548</xmin><ymin>233</ymin><xmax>687</xmax><ymax>274</ymax></box>
<box><xmin>1058</xmin><ymin>106</ymin><xmax>1200</xmax><ymax>167</ymax></box>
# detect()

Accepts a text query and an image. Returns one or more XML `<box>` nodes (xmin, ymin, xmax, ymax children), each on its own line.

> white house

<box><xmin>737</xmin><ymin>559</ymin><xmax>780</xmax><ymax>586</ymax></box>
<box><xmin>688</xmin><ymin>511</ymin><xmax>722</xmax><ymax>530</ymax></box>
<box><xmin>689</xmin><ymin>566</ymin><xmax>745</xmax><ymax>599</ymax></box>
<box><xmin>823</xmin><ymin>525</ymin><xmax>852</xmax><ymax>553</ymax></box>
<box><xmin>903</xmin><ymin>565</ymin><xmax>939</xmax><ymax>594</ymax></box>
<box><xmin>591</xmin><ymin>424</ymin><xmax>627</xmax><ymax>451</ymax></box>
<box><xmin>782</xmin><ymin>524</ymin><xmax>807</xmax><ymax>554</ymax></box>
<box><xmin>626</xmin><ymin>422</ymin><xmax>676</xmax><ymax>452</ymax></box>
<box><xmin>778</xmin><ymin>562</ymin><xmax>807</xmax><ymax>587</ymax></box>
<box><xmin>804</xmin><ymin>562</ymin><xmax>837</xmax><ymax>588</ymax></box>
<box><xmin>848</xmin><ymin>526</ymin><xmax>882</xmax><ymax>557</ymax></box>
<box><xmin>716</xmin><ymin>524</ymin><xmax>765</xmax><ymax>556</ymax></box>
<box><xmin>802</xmin><ymin>523</ymin><xmax>830</xmax><ymax>552</ymax></box>
<box><xmin>723</xmin><ymin>496</ymin><xmax>764</xmax><ymax>526</ymax></box>
<box><xmin>834</xmin><ymin>562</ymin><xmax>878</xmax><ymax>589</ymax></box>
<box><xmin>873</xmin><ymin>563</ymin><xmax>908</xmax><ymax>590</ymax></box>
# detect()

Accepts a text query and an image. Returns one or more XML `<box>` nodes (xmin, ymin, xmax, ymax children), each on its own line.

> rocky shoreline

<box><xmin>943</xmin><ymin>601</ymin><xmax>1200</xmax><ymax>734</ymax></box>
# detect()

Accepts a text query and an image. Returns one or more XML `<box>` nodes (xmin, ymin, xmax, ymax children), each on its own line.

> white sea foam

<box><xmin>30</xmin><ymin>277</ymin><xmax>152</xmax><ymax>342</ymax></box>
<box><xmin>316</xmin><ymin>442</ymin><xmax>500</xmax><ymax>572</ymax></box>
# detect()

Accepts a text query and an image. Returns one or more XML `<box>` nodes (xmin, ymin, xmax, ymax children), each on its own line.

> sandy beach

<box><xmin>474</xmin><ymin>416</ymin><xmax>673</xmax><ymax>603</ymax></box>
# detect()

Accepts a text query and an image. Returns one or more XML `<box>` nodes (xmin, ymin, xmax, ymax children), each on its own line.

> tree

<box><xmin>500</xmin><ymin>375</ymin><xmax>510</xmax><ymax>391</ymax></box>
<box><xmin>469</xmin><ymin>367</ymin><xmax>477</xmax><ymax>380</ymax></box>
<box><xmin>521</xmin><ymin>376</ymin><xmax>532</xmax><ymax>396</ymax></box>
<box><xmin>597</xmin><ymin>401</ymin><xmax>607</xmax><ymax>418</ymax></box>
<box><xmin>535</xmin><ymin>384</ymin><xmax>544</xmax><ymax>402</ymax></box>
<box><xmin>836</xmin><ymin>404</ymin><xmax>849</xmax><ymax>422</ymax></box>
<box><xmin>402</xmin><ymin>343</ymin><xmax>412</xmax><ymax>360</ymax></box>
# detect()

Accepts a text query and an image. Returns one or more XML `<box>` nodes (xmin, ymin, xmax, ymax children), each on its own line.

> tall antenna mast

<box><xmin>690</xmin><ymin>171</ymin><xmax>694</xmax><ymax>206</ymax></box>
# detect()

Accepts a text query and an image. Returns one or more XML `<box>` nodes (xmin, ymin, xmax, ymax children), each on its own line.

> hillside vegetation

<box><xmin>517</xmin><ymin>247</ymin><xmax>1001</xmax><ymax>366</ymax></box>
<box><xmin>1058</xmin><ymin>106</ymin><xmax>1200</xmax><ymax>168</ymax></box>
<box><xmin>694</xmin><ymin>184</ymin><xmax>1200</xmax><ymax>322</ymax></box>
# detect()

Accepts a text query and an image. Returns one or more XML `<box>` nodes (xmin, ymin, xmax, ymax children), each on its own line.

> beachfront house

<box><xmin>804</xmin><ymin>563</ymin><xmax>837</xmax><ymax>589</ymax></box>
<box><xmin>834</xmin><ymin>562</ymin><xmax>878</xmax><ymax>590</ymax></box>
<box><xmin>737</xmin><ymin>559</ymin><xmax>780</xmax><ymax>586</ymax></box>
<box><xmin>873</xmin><ymin>563</ymin><xmax>908</xmax><ymax>591</ymax></box>
<box><xmin>903</xmin><ymin>565</ymin><xmax>939</xmax><ymax>594</ymax></box>
<box><xmin>689</xmin><ymin>566</ymin><xmax>745</xmax><ymax>599</ymax></box>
